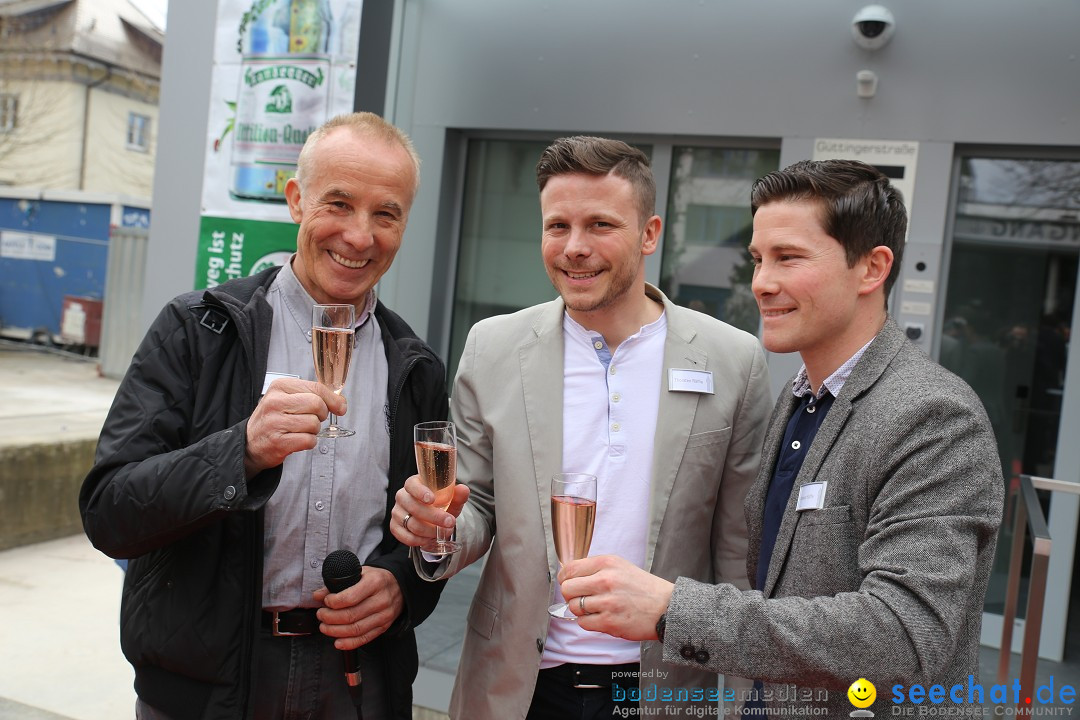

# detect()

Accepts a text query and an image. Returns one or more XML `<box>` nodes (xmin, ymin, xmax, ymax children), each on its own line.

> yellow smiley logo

<box><xmin>848</xmin><ymin>678</ymin><xmax>876</xmax><ymax>709</ymax></box>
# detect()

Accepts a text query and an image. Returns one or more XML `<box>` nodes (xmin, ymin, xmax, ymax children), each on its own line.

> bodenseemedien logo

<box><xmin>849</xmin><ymin>678</ymin><xmax>877</xmax><ymax>717</ymax></box>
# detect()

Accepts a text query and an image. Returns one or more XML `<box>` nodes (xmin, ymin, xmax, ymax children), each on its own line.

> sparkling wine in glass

<box><xmin>548</xmin><ymin>473</ymin><xmax>597</xmax><ymax>619</ymax></box>
<box><xmin>415</xmin><ymin>420</ymin><xmax>461</xmax><ymax>556</ymax></box>
<box><xmin>312</xmin><ymin>304</ymin><xmax>355</xmax><ymax>438</ymax></box>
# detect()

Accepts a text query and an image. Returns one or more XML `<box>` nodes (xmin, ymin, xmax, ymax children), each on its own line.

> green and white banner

<box><xmin>194</xmin><ymin>0</ymin><xmax>363</xmax><ymax>289</ymax></box>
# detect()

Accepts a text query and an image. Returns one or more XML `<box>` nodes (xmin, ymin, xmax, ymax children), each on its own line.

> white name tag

<box><xmin>796</xmin><ymin>481</ymin><xmax>828</xmax><ymax>511</ymax></box>
<box><xmin>261</xmin><ymin>371</ymin><xmax>300</xmax><ymax>395</ymax></box>
<box><xmin>668</xmin><ymin>369</ymin><xmax>714</xmax><ymax>394</ymax></box>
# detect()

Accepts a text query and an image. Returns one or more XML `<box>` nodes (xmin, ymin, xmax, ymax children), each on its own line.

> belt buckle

<box><xmin>271</xmin><ymin>610</ymin><xmax>311</xmax><ymax>637</ymax></box>
<box><xmin>572</xmin><ymin>669</ymin><xmax>603</xmax><ymax>690</ymax></box>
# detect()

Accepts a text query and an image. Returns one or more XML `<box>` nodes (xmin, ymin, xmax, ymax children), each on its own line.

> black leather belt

<box><xmin>539</xmin><ymin>662</ymin><xmax>640</xmax><ymax>689</ymax></box>
<box><xmin>261</xmin><ymin>608</ymin><xmax>320</xmax><ymax>637</ymax></box>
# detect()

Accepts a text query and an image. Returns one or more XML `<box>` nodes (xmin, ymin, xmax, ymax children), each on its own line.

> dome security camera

<box><xmin>852</xmin><ymin>5</ymin><xmax>895</xmax><ymax>50</ymax></box>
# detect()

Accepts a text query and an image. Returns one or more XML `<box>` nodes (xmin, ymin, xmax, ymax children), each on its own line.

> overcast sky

<box><xmin>131</xmin><ymin>0</ymin><xmax>167</xmax><ymax>31</ymax></box>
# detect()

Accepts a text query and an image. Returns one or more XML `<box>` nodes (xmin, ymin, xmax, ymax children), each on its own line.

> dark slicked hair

<box><xmin>536</xmin><ymin>136</ymin><xmax>655</xmax><ymax>226</ymax></box>
<box><xmin>751</xmin><ymin>159</ymin><xmax>907</xmax><ymax>299</ymax></box>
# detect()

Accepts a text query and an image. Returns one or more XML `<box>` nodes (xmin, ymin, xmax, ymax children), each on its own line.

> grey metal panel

<box><xmin>140</xmin><ymin>0</ymin><xmax>217</xmax><ymax>334</ymax></box>
<box><xmin>893</xmin><ymin>141</ymin><xmax>954</xmax><ymax>356</ymax></box>
<box><xmin>399</xmin><ymin>0</ymin><xmax>1080</xmax><ymax>146</ymax></box>
<box><xmin>100</xmin><ymin>226</ymin><xmax>147</xmax><ymax>379</ymax></box>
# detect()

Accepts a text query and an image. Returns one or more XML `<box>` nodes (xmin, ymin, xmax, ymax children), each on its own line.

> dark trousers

<box><xmin>135</xmin><ymin>626</ymin><xmax>385</xmax><ymax>720</ymax></box>
<box><xmin>527</xmin><ymin>662</ymin><xmax>641</xmax><ymax>720</ymax></box>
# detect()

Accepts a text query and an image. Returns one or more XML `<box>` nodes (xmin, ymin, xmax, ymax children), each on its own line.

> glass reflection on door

<box><xmin>941</xmin><ymin>156</ymin><xmax>1079</xmax><ymax>620</ymax></box>
<box><xmin>658</xmin><ymin>147</ymin><xmax>780</xmax><ymax>335</ymax></box>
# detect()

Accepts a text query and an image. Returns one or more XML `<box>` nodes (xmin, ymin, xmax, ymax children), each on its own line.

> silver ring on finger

<box><xmin>579</xmin><ymin>595</ymin><xmax>587</xmax><ymax>614</ymax></box>
<box><xmin>402</xmin><ymin>513</ymin><xmax>412</xmax><ymax>532</ymax></box>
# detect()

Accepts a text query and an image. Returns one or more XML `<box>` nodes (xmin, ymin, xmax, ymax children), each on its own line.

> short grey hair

<box><xmin>294</xmin><ymin>112</ymin><xmax>421</xmax><ymax>193</ymax></box>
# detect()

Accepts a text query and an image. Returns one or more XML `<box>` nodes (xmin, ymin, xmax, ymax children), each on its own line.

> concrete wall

<box><xmin>0</xmin><ymin>440</ymin><xmax>95</xmax><ymax>551</ymax></box>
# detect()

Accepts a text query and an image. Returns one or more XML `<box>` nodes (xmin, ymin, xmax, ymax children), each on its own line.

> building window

<box><xmin>126</xmin><ymin>112</ymin><xmax>150</xmax><ymax>151</ymax></box>
<box><xmin>658</xmin><ymin>146</ymin><xmax>780</xmax><ymax>335</ymax></box>
<box><xmin>0</xmin><ymin>94</ymin><xmax>17</xmax><ymax>132</ymax></box>
<box><xmin>448</xmin><ymin>138</ymin><xmax>555</xmax><ymax>380</ymax></box>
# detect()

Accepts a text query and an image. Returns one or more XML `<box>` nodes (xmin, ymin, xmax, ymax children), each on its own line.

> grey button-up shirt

<box><xmin>260</xmin><ymin>260</ymin><xmax>390</xmax><ymax>610</ymax></box>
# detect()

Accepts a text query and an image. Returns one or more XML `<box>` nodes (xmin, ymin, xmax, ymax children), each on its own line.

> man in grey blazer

<box><xmin>559</xmin><ymin>159</ymin><xmax>1004</xmax><ymax>717</ymax></box>
<box><xmin>391</xmin><ymin>136</ymin><xmax>772</xmax><ymax>718</ymax></box>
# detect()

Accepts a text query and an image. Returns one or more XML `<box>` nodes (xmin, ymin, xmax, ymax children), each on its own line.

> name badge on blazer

<box><xmin>668</xmin><ymin>369</ymin><xmax>714</xmax><ymax>394</ymax></box>
<box><xmin>262</xmin><ymin>371</ymin><xmax>300</xmax><ymax>395</ymax></box>
<box><xmin>796</xmin><ymin>481</ymin><xmax>828</xmax><ymax>511</ymax></box>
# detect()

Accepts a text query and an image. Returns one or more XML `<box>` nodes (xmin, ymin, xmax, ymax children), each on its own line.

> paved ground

<box><xmin>1</xmin><ymin>341</ymin><xmax>1078</xmax><ymax>718</ymax></box>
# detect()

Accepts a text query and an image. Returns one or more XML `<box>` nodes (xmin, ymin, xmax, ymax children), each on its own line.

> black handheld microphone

<box><xmin>322</xmin><ymin>549</ymin><xmax>363</xmax><ymax>688</ymax></box>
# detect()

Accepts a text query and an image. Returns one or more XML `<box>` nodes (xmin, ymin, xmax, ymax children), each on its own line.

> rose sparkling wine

<box><xmin>416</xmin><ymin>440</ymin><xmax>457</xmax><ymax>511</ymax></box>
<box><xmin>551</xmin><ymin>495</ymin><xmax>596</xmax><ymax>565</ymax></box>
<box><xmin>414</xmin><ymin>421</ymin><xmax>461</xmax><ymax>555</ymax></box>
<box><xmin>311</xmin><ymin>327</ymin><xmax>353</xmax><ymax>392</ymax></box>
<box><xmin>547</xmin><ymin>473</ymin><xmax>597</xmax><ymax>619</ymax></box>
<box><xmin>311</xmin><ymin>304</ymin><xmax>355</xmax><ymax>438</ymax></box>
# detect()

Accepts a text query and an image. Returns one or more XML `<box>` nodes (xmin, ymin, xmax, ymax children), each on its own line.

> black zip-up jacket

<box><xmin>80</xmin><ymin>267</ymin><xmax>448</xmax><ymax>719</ymax></box>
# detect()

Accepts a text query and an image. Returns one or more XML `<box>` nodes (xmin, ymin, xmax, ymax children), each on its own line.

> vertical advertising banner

<box><xmin>195</xmin><ymin>0</ymin><xmax>364</xmax><ymax>289</ymax></box>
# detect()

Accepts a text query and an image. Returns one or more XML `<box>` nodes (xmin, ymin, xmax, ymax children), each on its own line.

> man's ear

<box><xmin>284</xmin><ymin>177</ymin><xmax>303</xmax><ymax>224</ymax></box>
<box><xmin>641</xmin><ymin>215</ymin><xmax>662</xmax><ymax>257</ymax></box>
<box><xmin>858</xmin><ymin>245</ymin><xmax>894</xmax><ymax>296</ymax></box>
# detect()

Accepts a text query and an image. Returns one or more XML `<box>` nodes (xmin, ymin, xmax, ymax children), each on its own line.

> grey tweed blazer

<box><xmin>663</xmin><ymin>319</ymin><xmax>1004</xmax><ymax>717</ymax></box>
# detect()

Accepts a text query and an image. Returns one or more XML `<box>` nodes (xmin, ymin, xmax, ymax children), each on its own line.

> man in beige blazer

<box><xmin>392</xmin><ymin>136</ymin><xmax>772</xmax><ymax>719</ymax></box>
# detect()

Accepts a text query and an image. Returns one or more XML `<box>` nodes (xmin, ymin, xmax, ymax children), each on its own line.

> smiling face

<box><xmin>285</xmin><ymin>127</ymin><xmax>417</xmax><ymax>308</ymax></box>
<box><xmin>540</xmin><ymin>171</ymin><xmax>660</xmax><ymax>326</ymax></box>
<box><xmin>749</xmin><ymin>200</ymin><xmax>890</xmax><ymax>386</ymax></box>
<box><xmin>848</xmin><ymin>678</ymin><xmax>877</xmax><ymax>708</ymax></box>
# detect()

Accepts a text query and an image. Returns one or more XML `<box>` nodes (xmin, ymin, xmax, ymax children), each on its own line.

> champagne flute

<box><xmin>311</xmin><ymin>304</ymin><xmax>356</xmax><ymax>438</ymax></box>
<box><xmin>548</xmin><ymin>473</ymin><xmax>597</xmax><ymax>619</ymax></box>
<box><xmin>414</xmin><ymin>420</ymin><xmax>461</xmax><ymax>556</ymax></box>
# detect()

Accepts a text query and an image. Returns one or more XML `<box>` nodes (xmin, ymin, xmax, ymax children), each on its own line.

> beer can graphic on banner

<box><xmin>231</xmin><ymin>0</ymin><xmax>332</xmax><ymax>202</ymax></box>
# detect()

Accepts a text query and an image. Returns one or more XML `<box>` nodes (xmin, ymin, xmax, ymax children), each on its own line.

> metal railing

<box><xmin>997</xmin><ymin>474</ymin><xmax>1080</xmax><ymax>707</ymax></box>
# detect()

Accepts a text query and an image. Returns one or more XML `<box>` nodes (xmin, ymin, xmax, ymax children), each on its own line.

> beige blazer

<box><xmin>416</xmin><ymin>285</ymin><xmax>772</xmax><ymax>719</ymax></box>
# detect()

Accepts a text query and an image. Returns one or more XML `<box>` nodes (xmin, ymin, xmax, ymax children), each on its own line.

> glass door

<box><xmin>941</xmin><ymin>155</ymin><xmax>1080</xmax><ymax>661</ymax></box>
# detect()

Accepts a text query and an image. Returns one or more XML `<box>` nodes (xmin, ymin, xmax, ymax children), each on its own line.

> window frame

<box><xmin>0</xmin><ymin>94</ymin><xmax>17</xmax><ymax>133</ymax></box>
<box><xmin>126</xmin><ymin>111</ymin><xmax>151</xmax><ymax>152</ymax></box>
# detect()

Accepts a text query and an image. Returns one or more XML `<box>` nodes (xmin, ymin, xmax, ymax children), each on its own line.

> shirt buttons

<box><xmin>310</xmin><ymin>558</ymin><xmax>319</xmax><ymax>568</ymax></box>
<box><xmin>319</xmin><ymin>445</ymin><xmax>329</xmax><ymax>454</ymax></box>
<box><xmin>807</xmin><ymin>405</ymin><xmax>816</xmax><ymax>414</ymax></box>
<box><xmin>593</xmin><ymin>340</ymin><xmax>603</xmax><ymax>350</ymax></box>
<box><xmin>315</xmin><ymin>501</ymin><xmax>325</xmax><ymax>511</ymax></box>
<box><xmin>609</xmin><ymin>366</ymin><xmax>616</xmax><ymax>376</ymax></box>
<box><xmin>612</xmin><ymin>393</ymin><xmax>621</xmax><ymax>403</ymax></box>
<box><xmin>612</xmin><ymin>423</ymin><xmax>621</xmax><ymax>432</ymax></box>
<box><xmin>791</xmin><ymin>440</ymin><xmax>801</xmax><ymax>451</ymax></box>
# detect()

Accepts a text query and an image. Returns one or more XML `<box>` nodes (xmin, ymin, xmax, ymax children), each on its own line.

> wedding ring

<box><xmin>402</xmin><ymin>513</ymin><xmax>412</xmax><ymax>532</ymax></box>
<box><xmin>579</xmin><ymin>595</ymin><xmax>587</xmax><ymax>614</ymax></box>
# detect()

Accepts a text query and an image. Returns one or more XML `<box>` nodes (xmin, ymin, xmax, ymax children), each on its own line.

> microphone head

<box><xmin>322</xmin><ymin>549</ymin><xmax>362</xmax><ymax>593</ymax></box>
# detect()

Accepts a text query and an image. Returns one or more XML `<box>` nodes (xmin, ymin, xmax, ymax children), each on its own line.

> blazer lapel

<box><xmin>760</xmin><ymin>319</ymin><xmax>909</xmax><ymax>597</ymax></box>
<box><xmin>519</xmin><ymin>300</ymin><xmax>567</xmax><ymax>574</ymax></box>
<box><xmin>646</xmin><ymin>299</ymin><xmax>707</xmax><ymax>571</ymax></box>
